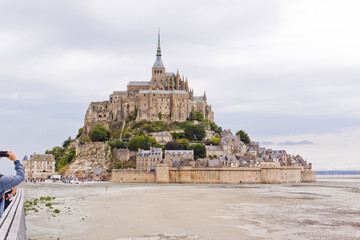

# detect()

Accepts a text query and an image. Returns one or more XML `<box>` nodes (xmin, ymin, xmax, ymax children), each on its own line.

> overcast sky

<box><xmin>1</xmin><ymin>0</ymin><xmax>360</xmax><ymax>174</ymax></box>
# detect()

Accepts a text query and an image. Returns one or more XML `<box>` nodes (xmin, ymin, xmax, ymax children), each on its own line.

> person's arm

<box><xmin>0</xmin><ymin>152</ymin><xmax>25</xmax><ymax>191</ymax></box>
<box><xmin>7</xmin><ymin>187</ymin><xmax>17</xmax><ymax>200</ymax></box>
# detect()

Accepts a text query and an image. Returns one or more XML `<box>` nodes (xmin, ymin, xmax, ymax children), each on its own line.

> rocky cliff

<box><xmin>65</xmin><ymin>142</ymin><xmax>114</xmax><ymax>178</ymax></box>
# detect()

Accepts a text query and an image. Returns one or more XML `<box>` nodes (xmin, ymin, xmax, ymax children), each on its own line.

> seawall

<box><xmin>111</xmin><ymin>162</ymin><xmax>316</xmax><ymax>184</ymax></box>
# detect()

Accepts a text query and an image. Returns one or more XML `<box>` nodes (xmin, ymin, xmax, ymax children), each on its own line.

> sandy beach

<box><xmin>21</xmin><ymin>175</ymin><xmax>360</xmax><ymax>240</ymax></box>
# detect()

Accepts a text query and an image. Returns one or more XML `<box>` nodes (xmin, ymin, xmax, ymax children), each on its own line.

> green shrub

<box><xmin>184</xmin><ymin>123</ymin><xmax>205</xmax><ymax>141</ymax></box>
<box><xmin>80</xmin><ymin>136</ymin><xmax>91</xmax><ymax>144</ymax></box>
<box><xmin>236</xmin><ymin>130</ymin><xmax>251</xmax><ymax>145</ymax></box>
<box><xmin>76</xmin><ymin>128</ymin><xmax>83</xmax><ymax>138</ymax></box>
<box><xmin>188</xmin><ymin>143</ymin><xmax>206</xmax><ymax>160</ymax></box>
<box><xmin>109</xmin><ymin>140</ymin><xmax>127</xmax><ymax>149</ymax></box>
<box><xmin>89</xmin><ymin>124</ymin><xmax>111</xmax><ymax>141</ymax></box>
<box><xmin>128</xmin><ymin>135</ymin><xmax>159</xmax><ymax>151</ymax></box>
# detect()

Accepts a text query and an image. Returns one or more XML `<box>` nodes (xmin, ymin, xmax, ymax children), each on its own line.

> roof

<box><xmin>94</xmin><ymin>168</ymin><xmax>102</xmax><ymax>175</ymax></box>
<box><xmin>165</xmin><ymin>72</ymin><xmax>175</xmax><ymax>76</ymax></box>
<box><xmin>153</xmin><ymin>56</ymin><xmax>164</xmax><ymax>68</ymax></box>
<box><xmin>112</xmin><ymin>91</ymin><xmax>127</xmax><ymax>95</ymax></box>
<box><xmin>165</xmin><ymin>150</ymin><xmax>194</xmax><ymax>154</ymax></box>
<box><xmin>192</xmin><ymin>96</ymin><xmax>205</xmax><ymax>103</ymax></box>
<box><xmin>268</xmin><ymin>150</ymin><xmax>286</xmax><ymax>155</ymax></box>
<box><xmin>205</xmin><ymin>145</ymin><xmax>222</xmax><ymax>151</ymax></box>
<box><xmin>22</xmin><ymin>155</ymin><xmax>28</xmax><ymax>161</ymax></box>
<box><xmin>180</xmin><ymin>159</ymin><xmax>191</xmax><ymax>167</ymax></box>
<box><xmin>209</xmin><ymin>159</ymin><xmax>220</xmax><ymax>167</ymax></box>
<box><xmin>127</xmin><ymin>81</ymin><xmax>151</xmax><ymax>86</ymax></box>
<box><xmin>152</xmin><ymin>132</ymin><xmax>172</xmax><ymax>136</ymax></box>
<box><xmin>139</xmin><ymin>90</ymin><xmax>188</xmax><ymax>94</ymax></box>
<box><xmin>138</xmin><ymin>148</ymin><xmax>162</xmax><ymax>157</ymax></box>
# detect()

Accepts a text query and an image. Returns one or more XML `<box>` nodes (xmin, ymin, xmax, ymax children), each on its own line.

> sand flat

<box><xmin>22</xmin><ymin>176</ymin><xmax>360</xmax><ymax>240</ymax></box>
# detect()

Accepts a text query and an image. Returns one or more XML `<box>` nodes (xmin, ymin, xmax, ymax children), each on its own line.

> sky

<box><xmin>1</xmin><ymin>0</ymin><xmax>360</xmax><ymax>174</ymax></box>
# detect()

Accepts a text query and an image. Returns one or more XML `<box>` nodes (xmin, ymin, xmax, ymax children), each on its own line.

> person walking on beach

<box><xmin>0</xmin><ymin>151</ymin><xmax>25</xmax><ymax>217</ymax></box>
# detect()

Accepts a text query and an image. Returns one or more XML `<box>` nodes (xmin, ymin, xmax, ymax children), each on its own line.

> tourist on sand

<box><xmin>0</xmin><ymin>151</ymin><xmax>25</xmax><ymax>217</ymax></box>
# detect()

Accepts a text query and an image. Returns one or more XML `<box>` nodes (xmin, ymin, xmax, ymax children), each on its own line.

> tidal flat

<box><xmin>21</xmin><ymin>175</ymin><xmax>360</xmax><ymax>240</ymax></box>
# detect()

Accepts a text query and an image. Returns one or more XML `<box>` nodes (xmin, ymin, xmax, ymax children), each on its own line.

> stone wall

<box><xmin>111</xmin><ymin>169</ymin><xmax>156</xmax><ymax>183</ymax></box>
<box><xmin>301</xmin><ymin>169</ymin><xmax>317</xmax><ymax>182</ymax></box>
<box><xmin>111</xmin><ymin>162</ymin><xmax>316</xmax><ymax>184</ymax></box>
<box><xmin>113</xmin><ymin>148</ymin><xmax>131</xmax><ymax>162</ymax></box>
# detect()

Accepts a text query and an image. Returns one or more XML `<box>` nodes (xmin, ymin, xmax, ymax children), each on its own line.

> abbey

<box><xmin>83</xmin><ymin>32</ymin><xmax>214</xmax><ymax>134</ymax></box>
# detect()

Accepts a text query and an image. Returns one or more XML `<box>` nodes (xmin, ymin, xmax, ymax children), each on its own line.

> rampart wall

<box><xmin>111</xmin><ymin>163</ymin><xmax>316</xmax><ymax>184</ymax></box>
<box><xmin>111</xmin><ymin>169</ymin><xmax>156</xmax><ymax>183</ymax></box>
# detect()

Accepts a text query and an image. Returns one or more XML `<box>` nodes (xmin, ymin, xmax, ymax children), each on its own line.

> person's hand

<box><xmin>7</xmin><ymin>151</ymin><xmax>18</xmax><ymax>161</ymax></box>
<box><xmin>8</xmin><ymin>194</ymin><xmax>13</xmax><ymax>200</ymax></box>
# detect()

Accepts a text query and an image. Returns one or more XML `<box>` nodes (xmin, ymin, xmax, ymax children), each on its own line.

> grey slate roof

<box><xmin>94</xmin><ymin>168</ymin><xmax>102</xmax><ymax>175</ymax></box>
<box><xmin>165</xmin><ymin>72</ymin><xmax>175</xmax><ymax>76</ymax></box>
<box><xmin>205</xmin><ymin>145</ymin><xmax>222</xmax><ymax>151</ymax></box>
<box><xmin>128</xmin><ymin>81</ymin><xmax>151</xmax><ymax>86</ymax></box>
<box><xmin>209</xmin><ymin>159</ymin><xmax>220</xmax><ymax>167</ymax></box>
<box><xmin>165</xmin><ymin>150</ymin><xmax>194</xmax><ymax>154</ymax></box>
<box><xmin>153</xmin><ymin>56</ymin><xmax>164</xmax><ymax>68</ymax></box>
<box><xmin>152</xmin><ymin>132</ymin><xmax>172</xmax><ymax>136</ymax></box>
<box><xmin>139</xmin><ymin>90</ymin><xmax>188</xmax><ymax>94</ymax></box>
<box><xmin>138</xmin><ymin>148</ymin><xmax>162</xmax><ymax>157</ymax></box>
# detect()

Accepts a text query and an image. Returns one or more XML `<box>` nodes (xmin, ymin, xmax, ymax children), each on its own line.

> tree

<box><xmin>109</xmin><ymin>140</ymin><xmax>127</xmax><ymax>149</ymax></box>
<box><xmin>62</xmin><ymin>136</ymin><xmax>72</xmax><ymax>148</ymax></box>
<box><xmin>158</xmin><ymin>112</ymin><xmax>162</xmax><ymax>121</ymax></box>
<box><xmin>165</xmin><ymin>141</ymin><xmax>180</xmax><ymax>150</ymax></box>
<box><xmin>184</xmin><ymin>123</ymin><xmax>205</xmax><ymax>141</ymax></box>
<box><xmin>189</xmin><ymin>110</ymin><xmax>204</xmax><ymax>121</ymax></box>
<box><xmin>89</xmin><ymin>124</ymin><xmax>111</xmax><ymax>141</ymax></box>
<box><xmin>176</xmin><ymin>139</ymin><xmax>189</xmax><ymax>150</ymax></box>
<box><xmin>127</xmin><ymin>135</ymin><xmax>159</xmax><ymax>151</ymax></box>
<box><xmin>208</xmin><ymin>137</ymin><xmax>220</xmax><ymax>145</ymax></box>
<box><xmin>188</xmin><ymin>143</ymin><xmax>206</xmax><ymax>159</ymax></box>
<box><xmin>236</xmin><ymin>130</ymin><xmax>251</xmax><ymax>145</ymax></box>
<box><xmin>210</xmin><ymin>122</ymin><xmax>222</xmax><ymax>134</ymax></box>
<box><xmin>76</xmin><ymin>128</ymin><xmax>83</xmax><ymax>138</ymax></box>
<box><xmin>58</xmin><ymin>150</ymin><xmax>76</xmax><ymax>169</ymax></box>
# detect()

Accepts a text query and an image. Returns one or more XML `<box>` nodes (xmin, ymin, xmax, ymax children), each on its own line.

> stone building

<box><xmin>205</xmin><ymin>145</ymin><xmax>224</xmax><ymax>157</ymax></box>
<box><xmin>83</xmin><ymin>31</ymin><xmax>214</xmax><ymax>135</ymax></box>
<box><xmin>152</xmin><ymin>132</ymin><xmax>172</xmax><ymax>145</ymax></box>
<box><xmin>220</xmin><ymin>130</ymin><xmax>243</xmax><ymax>155</ymax></box>
<box><xmin>136</xmin><ymin>147</ymin><xmax>162</xmax><ymax>172</ymax></box>
<box><xmin>22</xmin><ymin>153</ymin><xmax>56</xmax><ymax>179</ymax></box>
<box><xmin>164</xmin><ymin>150</ymin><xmax>194</xmax><ymax>167</ymax></box>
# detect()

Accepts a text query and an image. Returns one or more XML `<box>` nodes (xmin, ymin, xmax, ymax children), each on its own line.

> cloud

<box><xmin>0</xmin><ymin>0</ymin><xmax>360</xmax><ymax>173</ymax></box>
<box><xmin>278</xmin><ymin>140</ymin><xmax>314</xmax><ymax>146</ymax></box>
<box><xmin>260</xmin><ymin>141</ymin><xmax>274</xmax><ymax>146</ymax></box>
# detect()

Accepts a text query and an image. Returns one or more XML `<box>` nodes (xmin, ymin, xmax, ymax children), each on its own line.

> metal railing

<box><xmin>0</xmin><ymin>188</ymin><xmax>27</xmax><ymax>240</ymax></box>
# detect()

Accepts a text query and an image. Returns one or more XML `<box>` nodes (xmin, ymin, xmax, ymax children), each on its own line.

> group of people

<box><xmin>25</xmin><ymin>178</ymin><xmax>46</xmax><ymax>183</ymax></box>
<box><xmin>0</xmin><ymin>151</ymin><xmax>25</xmax><ymax>217</ymax></box>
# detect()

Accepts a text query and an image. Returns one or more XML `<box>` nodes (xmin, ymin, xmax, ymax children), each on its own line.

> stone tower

<box><xmin>151</xmin><ymin>29</ymin><xmax>165</xmax><ymax>90</ymax></box>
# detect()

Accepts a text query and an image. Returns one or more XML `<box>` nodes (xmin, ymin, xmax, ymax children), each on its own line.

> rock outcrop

<box><xmin>65</xmin><ymin>142</ymin><xmax>113</xmax><ymax>178</ymax></box>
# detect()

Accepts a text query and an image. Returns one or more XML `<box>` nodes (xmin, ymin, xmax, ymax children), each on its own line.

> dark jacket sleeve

<box><xmin>0</xmin><ymin>160</ymin><xmax>25</xmax><ymax>192</ymax></box>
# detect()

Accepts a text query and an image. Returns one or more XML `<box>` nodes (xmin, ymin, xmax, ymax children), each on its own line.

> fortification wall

<box><xmin>301</xmin><ymin>169</ymin><xmax>317</xmax><ymax>182</ymax></box>
<box><xmin>111</xmin><ymin>169</ymin><xmax>156</xmax><ymax>183</ymax></box>
<box><xmin>111</xmin><ymin>163</ymin><xmax>316</xmax><ymax>184</ymax></box>
<box><xmin>168</xmin><ymin>167</ymin><xmax>261</xmax><ymax>184</ymax></box>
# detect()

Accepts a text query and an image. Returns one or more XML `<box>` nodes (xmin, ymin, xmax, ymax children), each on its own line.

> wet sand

<box><xmin>22</xmin><ymin>175</ymin><xmax>360</xmax><ymax>240</ymax></box>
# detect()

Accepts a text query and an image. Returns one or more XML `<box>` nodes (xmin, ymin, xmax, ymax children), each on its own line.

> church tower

<box><xmin>151</xmin><ymin>29</ymin><xmax>165</xmax><ymax>89</ymax></box>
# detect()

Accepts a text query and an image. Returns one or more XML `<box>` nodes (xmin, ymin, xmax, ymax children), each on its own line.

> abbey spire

<box><xmin>152</xmin><ymin>28</ymin><xmax>165</xmax><ymax>69</ymax></box>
